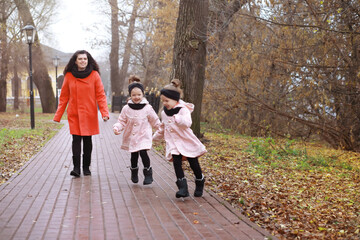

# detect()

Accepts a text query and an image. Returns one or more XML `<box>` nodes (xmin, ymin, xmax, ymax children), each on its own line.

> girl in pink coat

<box><xmin>153</xmin><ymin>79</ymin><xmax>206</xmax><ymax>198</ymax></box>
<box><xmin>113</xmin><ymin>77</ymin><xmax>160</xmax><ymax>185</ymax></box>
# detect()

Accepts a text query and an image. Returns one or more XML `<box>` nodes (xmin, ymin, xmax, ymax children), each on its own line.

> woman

<box><xmin>54</xmin><ymin>50</ymin><xmax>109</xmax><ymax>177</ymax></box>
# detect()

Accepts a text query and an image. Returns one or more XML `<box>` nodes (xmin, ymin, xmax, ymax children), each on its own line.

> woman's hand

<box><xmin>113</xmin><ymin>128</ymin><xmax>120</xmax><ymax>135</ymax></box>
<box><xmin>103</xmin><ymin>116</ymin><xmax>109</xmax><ymax>121</ymax></box>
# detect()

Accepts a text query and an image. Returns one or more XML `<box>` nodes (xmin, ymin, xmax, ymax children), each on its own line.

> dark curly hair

<box><xmin>63</xmin><ymin>50</ymin><xmax>100</xmax><ymax>75</ymax></box>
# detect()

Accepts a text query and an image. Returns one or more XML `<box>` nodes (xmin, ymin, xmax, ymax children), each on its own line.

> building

<box><xmin>6</xmin><ymin>44</ymin><xmax>72</xmax><ymax>105</ymax></box>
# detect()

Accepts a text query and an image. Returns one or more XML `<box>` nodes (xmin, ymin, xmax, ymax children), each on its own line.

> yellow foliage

<box><xmin>150</xmin><ymin>0</ymin><xmax>178</xmax><ymax>66</ymax></box>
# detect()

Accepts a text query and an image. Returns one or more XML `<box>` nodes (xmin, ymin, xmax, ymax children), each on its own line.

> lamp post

<box><xmin>53</xmin><ymin>56</ymin><xmax>60</xmax><ymax>109</ymax></box>
<box><xmin>22</xmin><ymin>25</ymin><xmax>36</xmax><ymax>129</ymax></box>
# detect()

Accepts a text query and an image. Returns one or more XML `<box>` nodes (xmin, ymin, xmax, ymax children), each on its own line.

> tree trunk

<box><xmin>13</xmin><ymin>64</ymin><xmax>20</xmax><ymax>110</ymax></box>
<box><xmin>0</xmin><ymin>1</ymin><xmax>9</xmax><ymax>112</ymax></box>
<box><xmin>109</xmin><ymin>0</ymin><xmax>121</xmax><ymax>98</ymax></box>
<box><xmin>143</xmin><ymin>49</ymin><xmax>160</xmax><ymax>88</ymax></box>
<box><xmin>14</xmin><ymin>0</ymin><xmax>56</xmax><ymax>113</ymax></box>
<box><xmin>171</xmin><ymin>0</ymin><xmax>209</xmax><ymax>137</ymax></box>
<box><xmin>118</xmin><ymin>0</ymin><xmax>139</xmax><ymax>92</ymax></box>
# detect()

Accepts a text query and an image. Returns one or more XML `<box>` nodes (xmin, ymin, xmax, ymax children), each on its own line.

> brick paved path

<box><xmin>0</xmin><ymin>113</ymin><xmax>276</xmax><ymax>240</ymax></box>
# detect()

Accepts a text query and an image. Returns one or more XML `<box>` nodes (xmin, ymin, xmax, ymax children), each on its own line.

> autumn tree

<box><xmin>0</xmin><ymin>1</ymin><xmax>30</xmax><ymax>111</ymax></box>
<box><xmin>203</xmin><ymin>0</ymin><xmax>360</xmax><ymax>151</ymax></box>
<box><xmin>0</xmin><ymin>0</ymin><xmax>14</xmax><ymax>112</ymax></box>
<box><xmin>109</xmin><ymin>0</ymin><xmax>158</xmax><ymax>98</ymax></box>
<box><xmin>171</xmin><ymin>0</ymin><xmax>209</xmax><ymax>136</ymax></box>
<box><xmin>139</xmin><ymin>0</ymin><xmax>178</xmax><ymax>89</ymax></box>
<box><xmin>147</xmin><ymin>0</ymin><xmax>249</xmax><ymax>130</ymax></box>
<box><xmin>109</xmin><ymin>0</ymin><xmax>121</xmax><ymax>98</ymax></box>
<box><xmin>118</xmin><ymin>0</ymin><xmax>140</xmax><ymax>91</ymax></box>
<box><xmin>14</xmin><ymin>0</ymin><xmax>56</xmax><ymax>113</ymax></box>
<box><xmin>11</xmin><ymin>62</ymin><xmax>21</xmax><ymax>110</ymax></box>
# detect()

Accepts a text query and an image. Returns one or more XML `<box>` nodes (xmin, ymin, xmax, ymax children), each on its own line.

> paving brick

<box><xmin>0</xmin><ymin>113</ymin><xmax>277</xmax><ymax>240</ymax></box>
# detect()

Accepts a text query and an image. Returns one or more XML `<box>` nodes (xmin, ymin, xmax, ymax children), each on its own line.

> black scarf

<box><xmin>71</xmin><ymin>64</ymin><xmax>93</xmax><ymax>79</ymax></box>
<box><xmin>164</xmin><ymin>107</ymin><xmax>182</xmax><ymax>116</ymax></box>
<box><xmin>128</xmin><ymin>103</ymin><xmax>146</xmax><ymax>110</ymax></box>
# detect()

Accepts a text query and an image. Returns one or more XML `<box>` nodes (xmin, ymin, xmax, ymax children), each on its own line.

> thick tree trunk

<box><xmin>13</xmin><ymin>64</ymin><xmax>20</xmax><ymax>110</ymax></box>
<box><xmin>143</xmin><ymin>50</ymin><xmax>160</xmax><ymax>88</ymax></box>
<box><xmin>118</xmin><ymin>0</ymin><xmax>139</xmax><ymax>92</ymax></box>
<box><xmin>171</xmin><ymin>0</ymin><xmax>209</xmax><ymax>137</ymax></box>
<box><xmin>14</xmin><ymin>0</ymin><xmax>56</xmax><ymax>113</ymax></box>
<box><xmin>0</xmin><ymin>2</ymin><xmax>9</xmax><ymax>112</ymax></box>
<box><xmin>109</xmin><ymin>0</ymin><xmax>121</xmax><ymax>98</ymax></box>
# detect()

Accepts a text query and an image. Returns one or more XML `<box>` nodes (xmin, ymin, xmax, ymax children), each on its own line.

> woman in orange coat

<box><xmin>54</xmin><ymin>50</ymin><xmax>109</xmax><ymax>177</ymax></box>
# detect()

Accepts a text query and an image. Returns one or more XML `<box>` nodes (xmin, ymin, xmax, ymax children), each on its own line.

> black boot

<box><xmin>70</xmin><ymin>156</ymin><xmax>81</xmax><ymax>177</ymax></box>
<box><xmin>143</xmin><ymin>167</ymin><xmax>153</xmax><ymax>185</ymax></box>
<box><xmin>130</xmin><ymin>167</ymin><xmax>139</xmax><ymax>183</ymax></box>
<box><xmin>194</xmin><ymin>175</ymin><xmax>205</xmax><ymax>197</ymax></box>
<box><xmin>175</xmin><ymin>178</ymin><xmax>189</xmax><ymax>198</ymax></box>
<box><xmin>83</xmin><ymin>154</ymin><xmax>91</xmax><ymax>176</ymax></box>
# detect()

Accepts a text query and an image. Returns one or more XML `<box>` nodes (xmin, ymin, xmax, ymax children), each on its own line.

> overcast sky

<box><xmin>44</xmin><ymin>0</ymin><xmax>108</xmax><ymax>59</ymax></box>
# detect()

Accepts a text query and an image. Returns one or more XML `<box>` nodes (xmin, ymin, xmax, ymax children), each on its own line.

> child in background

<box><xmin>113</xmin><ymin>76</ymin><xmax>160</xmax><ymax>185</ymax></box>
<box><xmin>153</xmin><ymin>79</ymin><xmax>206</xmax><ymax>198</ymax></box>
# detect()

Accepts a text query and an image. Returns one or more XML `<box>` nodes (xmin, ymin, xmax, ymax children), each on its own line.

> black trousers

<box><xmin>172</xmin><ymin>154</ymin><xmax>202</xmax><ymax>180</ymax></box>
<box><xmin>72</xmin><ymin>135</ymin><xmax>92</xmax><ymax>157</ymax></box>
<box><xmin>131</xmin><ymin>150</ymin><xmax>150</xmax><ymax>168</ymax></box>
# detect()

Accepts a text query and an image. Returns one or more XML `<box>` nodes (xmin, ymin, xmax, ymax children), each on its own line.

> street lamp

<box><xmin>53</xmin><ymin>56</ymin><xmax>60</xmax><ymax>109</ymax></box>
<box><xmin>22</xmin><ymin>24</ymin><xmax>36</xmax><ymax>129</ymax></box>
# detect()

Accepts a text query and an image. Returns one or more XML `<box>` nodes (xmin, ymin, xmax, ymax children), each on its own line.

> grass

<box><xmin>0</xmin><ymin>112</ymin><xmax>63</xmax><ymax>184</ymax></box>
<box><xmin>154</xmin><ymin>122</ymin><xmax>360</xmax><ymax>239</ymax></box>
<box><xmin>244</xmin><ymin>135</ymin><xmax>360</xmax><ymax>173</ymax></box>
<box><xmin>6</xmin><ymin>102</ymin><xmax>44</xmax><ymax>113</ymax></box>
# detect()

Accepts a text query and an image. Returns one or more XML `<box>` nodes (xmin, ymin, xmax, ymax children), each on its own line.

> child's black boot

<box><xmin>143</xmin><ymin>167</ymin><xmax>153</xmax><ymax>185</ymax></box>
<box><xmin>130</xmin><ymin>167</ymin><xmax>139</xmax><ymax>183</ymax></box>
<box><xmin>70</xmin><ymin>156</ymin><xmax>81</xmax><ymax>177</ymax></box>
<box><xmin>194</xmin><ymin>175</ymin><xmax>205</xmax><ymax>197</ymax></box>
<box><xmin>175</xmin><ymin>178</ymin><xmax>189</xmax><ymax>198</ymax></box>
<box><xmin>83</xmin><ymin>154</ymin><xmax>91</xmax><ymax>176</ymax></box>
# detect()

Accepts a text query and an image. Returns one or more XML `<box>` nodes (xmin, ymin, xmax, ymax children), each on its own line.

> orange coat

<box><xmin>53</xmin><ymin>71</ymin><xmax>109</xmax><ymax>136</ymax></box>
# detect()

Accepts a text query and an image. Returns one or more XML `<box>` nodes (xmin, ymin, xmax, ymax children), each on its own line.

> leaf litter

<box><xmin>155</xmin><ymin>126</ymin><xmax>360</xmax><ymax>240</ymax></box>
<box><xmin>0</xmin><ymin>113</ymin><xmax>62</xmax><ymax>185</ymax></box>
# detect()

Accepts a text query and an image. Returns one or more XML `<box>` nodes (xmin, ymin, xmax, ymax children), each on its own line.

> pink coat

<box><xmin>113</xmin><ymin>99</ymin><xmax>160</xmax><ymax>152</ymax></box>
<box><xmin>153</xmin><ymin>100</ymin><xmax>207</xmax><ymax>161</ymax></box>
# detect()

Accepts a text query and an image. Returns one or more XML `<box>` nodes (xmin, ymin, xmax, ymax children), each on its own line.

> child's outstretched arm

<box><xmin>113</xmin><ymin>107</ymin><xmax>128</xmax><ymax>135</ymax></box>
<box><xmin>148</xmin><ymin>107</ymin><xmax>161</xmax><ymax>130</ymax></box>
<box><xmin>152</xmin><ymin>122</ymin><xmax>164</xmax><ymax>141</ymax></box>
